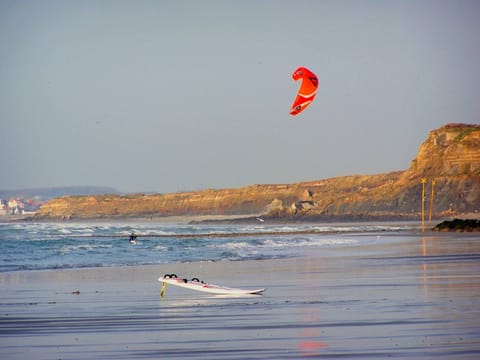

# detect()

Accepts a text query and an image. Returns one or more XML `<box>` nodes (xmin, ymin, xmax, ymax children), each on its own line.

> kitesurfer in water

<box><xmin>129</xmin><ymin>232</ymin><xmax>137</xmax><ymax>244</ymax></box>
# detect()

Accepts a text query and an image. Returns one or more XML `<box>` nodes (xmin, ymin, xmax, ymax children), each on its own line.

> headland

<box><xmin>32</xmin><ymin>123</ymin><xmax>480</xmax><ymax>222</ymax></box>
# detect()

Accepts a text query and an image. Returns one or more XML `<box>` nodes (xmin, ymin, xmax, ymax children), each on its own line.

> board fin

<box><xmin>160</xmin><ymin>281</ymin><xmax>168</xmax><ymax>297</ymax></box>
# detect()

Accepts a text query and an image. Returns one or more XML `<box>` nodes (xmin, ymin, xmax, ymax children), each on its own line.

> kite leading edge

<box><xmin>289</xmin><ymin>67</ymin><xmax>319</xmax><ymax>116</ymax></box>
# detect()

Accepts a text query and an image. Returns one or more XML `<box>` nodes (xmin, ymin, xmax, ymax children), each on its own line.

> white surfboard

<box><xmin>159</xmin><ymin>274</ymin><xmax>265</xmax><ymax>296</ymax></box>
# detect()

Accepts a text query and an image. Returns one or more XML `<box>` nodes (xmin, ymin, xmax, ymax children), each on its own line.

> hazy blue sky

<box><xmin>1</xmin><ymin>0</ymin><xmax>479</xmax><ymax>193</ymax></box>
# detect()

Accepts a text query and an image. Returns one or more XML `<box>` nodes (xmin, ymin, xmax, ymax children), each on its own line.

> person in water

<box><xmin>129</xmin><ymin>232</ymin><xmax>137</xmax><ymax>244</ymax></box>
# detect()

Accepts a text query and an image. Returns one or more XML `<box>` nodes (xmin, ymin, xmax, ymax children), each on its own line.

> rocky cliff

<box><xmin>35</xmin><ymin>123</ymin><xmax>480</xmax><ymax>221</ymax></box>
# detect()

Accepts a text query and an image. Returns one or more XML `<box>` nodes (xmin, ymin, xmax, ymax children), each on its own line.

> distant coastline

<box><xmin>30</xmin><ymin>124</ymin><xmax>480</xmax><ymax>223</ymax></box>
<box><xmin>4</xmin><ymin>123</ymin><xmax>480</xmax><ymax>223</ymax></box>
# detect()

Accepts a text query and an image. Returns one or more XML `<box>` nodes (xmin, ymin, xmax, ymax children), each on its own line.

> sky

<box><xmin>1</xmin><ymin>0</ymin><xmax>479</xmax><ymax>194</ymax></box>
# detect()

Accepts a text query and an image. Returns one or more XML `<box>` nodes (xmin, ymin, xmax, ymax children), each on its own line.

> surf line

<box><xmin>73</xmin><ymin>229</ymin><xmax>345</xmax><ymax>239</ymax></box>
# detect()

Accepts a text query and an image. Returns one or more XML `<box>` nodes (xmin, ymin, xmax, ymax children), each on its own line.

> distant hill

<box><xmin>34</xmin><ymin>123</ymin><xmax>480</xmax><ymax>221</ymax></box>
<box><xmin>0</xmin><ymin>186</ymin><xmax>120</xmax><ymax>201</ymax></box>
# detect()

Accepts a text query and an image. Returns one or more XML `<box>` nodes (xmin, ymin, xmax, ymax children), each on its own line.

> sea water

<box><xmin>0</xmin><ymin>221</ymin><xmax>417</xmax><ymax>272</ymax></box>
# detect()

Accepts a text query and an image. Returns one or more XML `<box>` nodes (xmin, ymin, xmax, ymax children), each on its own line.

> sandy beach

<box><xmin>1</xmin><ymin>230</ymin><xmax>479</xmax><ymax>359</ymax></box>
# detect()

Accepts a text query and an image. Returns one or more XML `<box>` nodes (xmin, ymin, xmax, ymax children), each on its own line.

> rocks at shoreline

<box><xmin>433</xmin><ymin>219</ymin><xmax>480</xmax><ymax>232</ymax></box>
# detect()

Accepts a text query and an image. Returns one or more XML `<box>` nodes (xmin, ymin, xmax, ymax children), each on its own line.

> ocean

<box><xmin>0</xmin><ymin>221</ymin><xmax>416</xmax><ymax>273</ymax></box>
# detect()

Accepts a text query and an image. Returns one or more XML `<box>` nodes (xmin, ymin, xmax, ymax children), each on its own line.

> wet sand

<box><xmin>1</xmin><ymin>231</ymin><xmax>479</xmax><ymax>359</ymax></box>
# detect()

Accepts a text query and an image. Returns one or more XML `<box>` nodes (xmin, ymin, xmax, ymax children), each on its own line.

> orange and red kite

<box><xmin>289</xmin><ymin>67</ymin><xmax>319</xmax><ymax>116</ymax></box>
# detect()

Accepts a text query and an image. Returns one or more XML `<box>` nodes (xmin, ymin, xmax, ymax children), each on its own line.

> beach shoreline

<box><xmin>1</xmin><ymin>230</ymin><xmax>480</xmax><ymax>359</ymax></box>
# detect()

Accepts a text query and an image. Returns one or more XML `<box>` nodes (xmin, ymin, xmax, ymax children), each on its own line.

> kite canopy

<box><xmin>289</xmin><ymin>67</ymin><xmax>319</xmax><ymax>116</ymax></box>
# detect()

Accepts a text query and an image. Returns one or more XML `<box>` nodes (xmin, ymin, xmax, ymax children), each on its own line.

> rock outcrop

<box><xmin>433</xmin><ymin>219</ymin><xmax>480</xmax><ymax>232</ymax></box>
<box><xmin>34</xmin><ymin>123</ymin><xmax>480</xmax><ymax>221</ymax></box>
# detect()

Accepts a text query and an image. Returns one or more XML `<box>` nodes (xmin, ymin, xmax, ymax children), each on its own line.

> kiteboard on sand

<box><xmin>159</xmin><ymin>274</ymin><xmax>265</xmax><ymax>296</ymax></box>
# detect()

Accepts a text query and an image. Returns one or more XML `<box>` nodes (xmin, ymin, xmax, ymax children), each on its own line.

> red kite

<box><xmin>289</xmin><ymin>67</ymin><xmax>319</xmax><ymax>116</ymax></box>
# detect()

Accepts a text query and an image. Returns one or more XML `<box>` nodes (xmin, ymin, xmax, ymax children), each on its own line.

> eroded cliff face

<box><xmin>407</xmin><ymin>123</ymin><xmax>480</xmax><ymax>177</ymax></box>
<box><xmin>35</xmin><ymin>123</ymin><xmax>480</xmax><ymax>220</ymax></box>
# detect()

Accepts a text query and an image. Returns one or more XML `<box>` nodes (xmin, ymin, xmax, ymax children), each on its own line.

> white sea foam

<box><xmin>58</xmin><ymin>228</ymin><xmax>73</xmax><ymax>235</ymax></box>
<box><xmin>209</xmin><ymin>242</ymin><xmax>250</xmax><ymax>250</ymax></box>
<box><xmin>59</xmin><ymin>244</ymin><xmax>112</xmax><ymax>255</ymax></box>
